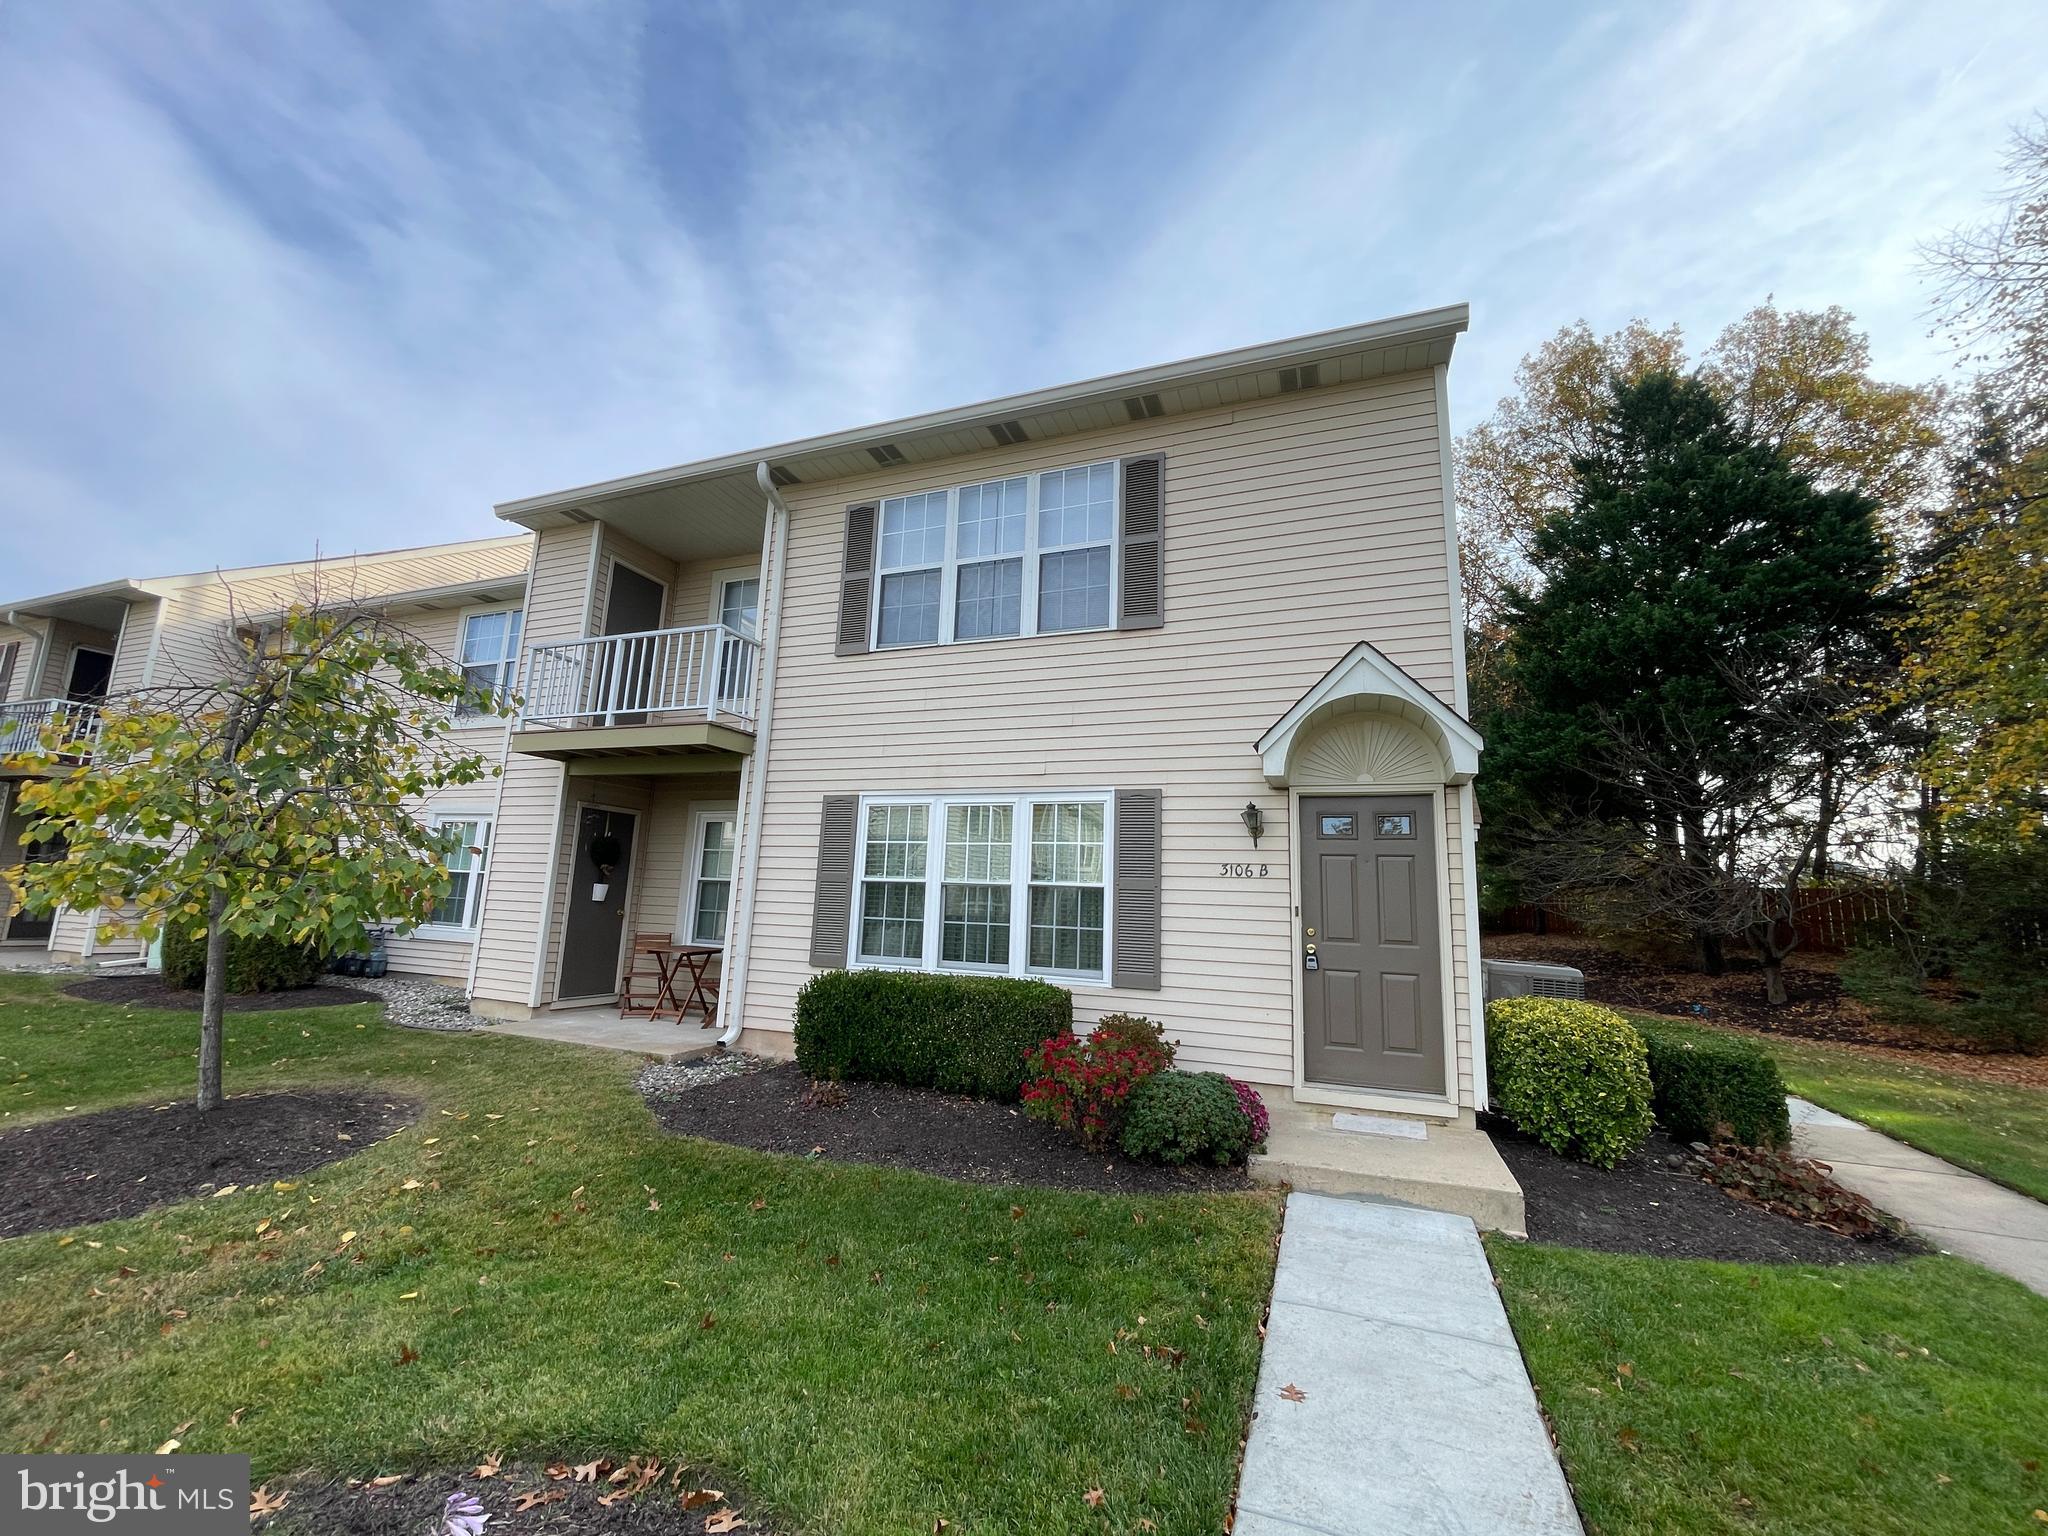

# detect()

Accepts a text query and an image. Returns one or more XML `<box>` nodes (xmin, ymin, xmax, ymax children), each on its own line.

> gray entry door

<box><xmin>558</xmin><ymin>807</ymin><xmax>638</xmax><ymax>1000</ymax></box>
<box><xmin>1299</xmin><ymin>795</ymin><xmax>1445</xmax><ymax>1094</ymax></box>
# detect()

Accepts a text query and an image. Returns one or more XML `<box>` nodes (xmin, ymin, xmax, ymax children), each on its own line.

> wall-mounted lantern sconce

<box><xmin>1240</xmin><ymin>801</ymin><xmax>1264</xmax><ymax>848</ymax></box>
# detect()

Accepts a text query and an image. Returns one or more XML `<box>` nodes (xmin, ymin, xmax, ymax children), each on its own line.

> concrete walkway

<box><xmin>485</xmin><ymin>1008</ymin><xmax>720</xmax><ymax>1061</ymax></box>
<box><xmin>1236</xmin><ymin>1194</ymin><xmax>1581</xmax><ymax>1536</ymax></box>
<box><xmin>1789</xmin><ymin>1097</ymin><xmax>2048</xmax><ymax>1296</ymax></box>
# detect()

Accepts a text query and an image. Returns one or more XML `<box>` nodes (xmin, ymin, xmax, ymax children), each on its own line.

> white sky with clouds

<box><xmin>2</xmin><ymin>0</ymin><xmax>2043</xmax><ymax>595</ymax></box>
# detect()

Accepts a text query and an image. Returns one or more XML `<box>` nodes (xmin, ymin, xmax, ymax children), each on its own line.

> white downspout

<box><xmin>715</xmin><ymin>463</ymin><xmax>791</xmax><ymax>1045</ymax></box>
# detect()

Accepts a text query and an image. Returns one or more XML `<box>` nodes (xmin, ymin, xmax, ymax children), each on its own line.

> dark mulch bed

<box><xmin>62</xmin><ymin>974</ymin><xmax>377</xmax><ymax>1012</ymax></box>
<box><xmin>648</xmin><ymin>1062</ymin><xmax>1251</xmax><ymax>1195</ymax></box>
<box><xmin>1483</xmin><ymin>1115</ymin><xmax>1922</xmax><ymax>1266</ymax></box>
<box><xmin>262</xmin><ymin>1460</ymin><xmax>765</xmax><ymax>1536</ymax></box>
<box><xmin>0</xmin><ymin>1089</ymin><xmax>421</xmax><ymax>1236</ymax></box>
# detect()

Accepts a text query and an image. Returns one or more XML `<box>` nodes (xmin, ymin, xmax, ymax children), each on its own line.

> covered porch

<box><xmin>522</xmin><ymin>760</ymin><xmax>748</xmax><ymax>1033</ymax></box>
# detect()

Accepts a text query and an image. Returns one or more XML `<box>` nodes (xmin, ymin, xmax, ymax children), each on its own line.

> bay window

<box><xmin>854</xmin><ymin>792</ymin><xmax>1110</xmax><ymax>981</ymax></box>
<box><xmin>871</xmin><ymin>460</ymin><xmax>1119</xmax><ymax>649</ymax></box>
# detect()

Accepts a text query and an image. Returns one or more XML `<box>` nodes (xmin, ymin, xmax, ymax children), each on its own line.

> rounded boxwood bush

<box><xmin>1487</xmin><ymin>997</ymin><xmax>1653</xmax><ymax>1168</ymax></box>
<box><xmin>161</xmin><ymin>922</ymin><xmax>326</xmax><ymax>994</ymax></box>
<box><xmin>1119</xmin><ymin>1070</ymin><xmax>1256</xmax><ymax>1166</ymax></box>
<box><xmin>1633</xmin><ymin>1021</ymin><xmax>1790</xmax><ymax>1148</ymax></box>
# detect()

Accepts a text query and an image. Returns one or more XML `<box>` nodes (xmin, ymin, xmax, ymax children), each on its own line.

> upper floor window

<box><xmin>457</xmin><ymin>607</ymin><xmax>523</xmax><ymax>717</ymax></box>
<box><xmin>872</xmin><ymin>460</ymin><xmax>1118</xmax><ymax>650</ymax></box>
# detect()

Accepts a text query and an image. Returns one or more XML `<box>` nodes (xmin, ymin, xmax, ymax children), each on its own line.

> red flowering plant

<box><xmin>1020</xmin><ymin>1013</ymin><xmax>1176</xmax><ymax>1152</ymax></box>
<box><xmin>1226</xmin><ymin>1078</ymin><xmax>1271</xmax><ymax>1152</ymax></box>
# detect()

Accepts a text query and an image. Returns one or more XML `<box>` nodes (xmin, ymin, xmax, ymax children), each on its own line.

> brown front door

<box><xmin>558</xmin><ymin>807</ymin><xmax>637</xmax><ymax>1000</ymax></box>
<box><xmin>1300</xmin><ymin>795</ymin><xmax>1445</xmax><ymax>1094</ymax></box>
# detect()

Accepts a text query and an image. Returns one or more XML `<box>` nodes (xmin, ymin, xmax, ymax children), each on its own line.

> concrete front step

<box><xmin>1251</xmin><ymin>1107</ymin><xmax>1526</xmax><ymax>1234</ymax></box>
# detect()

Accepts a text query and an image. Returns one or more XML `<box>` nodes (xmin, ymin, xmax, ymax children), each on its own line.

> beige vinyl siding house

<box><xmin>475</xmin><ymin>306</ymin><xmax>1490</xmax><ymax>1122</ymax></box>
<box><xmin>3</xmin><ymin>537</ymin><xmax>534</xmax><ymax>969</ymax></box>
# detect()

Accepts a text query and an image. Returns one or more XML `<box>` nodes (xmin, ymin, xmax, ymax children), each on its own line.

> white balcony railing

<box><xmin>518</xmin><ymin>624</ymin><xmax>760</xmax><ymax>731</ymax></box>
<box><xmin>0</xmin><ymin>698</ymin><xmax>103</xmax><ymax>761</ymax></box>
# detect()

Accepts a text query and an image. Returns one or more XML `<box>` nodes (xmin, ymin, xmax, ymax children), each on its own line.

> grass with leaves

<box><xmin>0</xmin><ymin>973</ymin><xmax>1280</xmax><ymax>1535</ymax></box>
<box><xmin>1490</xmin><ymin>1238</ymin><xmax>2048</xmax><ymax>1535</ymax></box>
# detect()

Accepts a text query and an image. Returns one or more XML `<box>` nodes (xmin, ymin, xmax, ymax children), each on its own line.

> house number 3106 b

<box><xmin>1219</xmin><ymin>862</ymin><xmax>1270</xmax><ymax>878</ymax></box>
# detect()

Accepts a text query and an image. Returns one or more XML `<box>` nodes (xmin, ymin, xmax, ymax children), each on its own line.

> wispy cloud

<box><xmin>1</xmin><ymin>0</ymin><xmax>2042</xmax><ymax>593</ymax></box>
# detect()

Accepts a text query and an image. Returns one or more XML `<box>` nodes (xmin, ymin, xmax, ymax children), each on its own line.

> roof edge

<box><xmin>496</xmin><ymin>304</ymin><xmax>1470</xmax><ymax>524</ymax></box>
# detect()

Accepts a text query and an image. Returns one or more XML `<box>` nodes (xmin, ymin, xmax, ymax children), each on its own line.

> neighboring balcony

<box><xmin>0</xmin><ymin>699</ymin><xmax>103</xmax><ymax>773</ymax></box>
<box><xmin>510</xmin><ymin>624</ymin><xmax>760</xmax><ymax>766</ymax></box>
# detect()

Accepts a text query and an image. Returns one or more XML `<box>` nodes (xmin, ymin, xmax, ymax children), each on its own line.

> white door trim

<box><xmin>1287</xmin><ymin>781</ymin><xmax>1461</xmax><ymax>1119</ymax></box>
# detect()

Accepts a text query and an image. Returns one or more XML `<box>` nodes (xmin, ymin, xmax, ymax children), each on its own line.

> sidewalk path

<box><xmin>1790</xmin><ymin>1097</ymin><xmax>2048</xmax><ymax>1296</ymax></box>
<box><xmin>1235</xmin><ymin>1194</ymin><xmax>1582</xmax><ymax>1536</ymax></box>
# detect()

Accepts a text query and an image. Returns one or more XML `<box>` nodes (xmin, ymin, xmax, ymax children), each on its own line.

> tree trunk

<box><xmin>1695</xmin><ymin>930</ymin><xmax>1726</xmax><ymax>975</ymax></box>
<box><xmin>1813</xmin><ymin>751</ymin><xmax>1837</xmax><ymax>884</ymax></box>
<box><xmin>198</xmin><ymin>886</ymin><xmax>229</xmax><ymax>1112</ymax></box>
<box><xmin>1760</xmin><ymin>957</ymin><xmax>1789</xmax><ymax>1006</ymax></box>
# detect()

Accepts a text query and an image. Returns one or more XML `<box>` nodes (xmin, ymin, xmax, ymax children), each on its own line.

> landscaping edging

<box><xmin>646</xmin><ymin>1062</ymin><xmax>1252</xmax><ymax>1195</ymax></box>
<box><xmin>255</xmin><ymin>1459</ymin><xmax>766</xmax><ymax>1536</ymax></box>
<box><xmin>1483</xmin><ymin>1116</ymin><xmax>1920</xmax><ymax>1265</ymax></box>
<box><xmin>62</xmin><ymin>975</ymin><xmax>378</xmax><ymax>1012</ymax></box>
<box><xmin>0</xmin><ymin>1089</ymin><xmax>423</xmax><ymax>1236</ymax></box>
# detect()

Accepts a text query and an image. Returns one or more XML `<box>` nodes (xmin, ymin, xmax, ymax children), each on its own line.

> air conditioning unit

<box><xmin>1482</xmin><ymin>959</ymin><xmax>1586</xmax><ymax>1003</ymax></box>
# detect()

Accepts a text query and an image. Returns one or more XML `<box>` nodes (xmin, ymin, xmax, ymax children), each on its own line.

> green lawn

<box><xmin>0</xmin><ymin>974</ymin><xmax>1281</xmax><ymax>1535</ymax></box>
<box><xmin>1626</xmin><ymin>1013</ymin><xmax>2048</xmax><ymax>1203</ymax></box>
<box><xmin>1489</xmin><ymin>1239</ymin><xmax>2048</xmax><ymax>1536</ymax></box>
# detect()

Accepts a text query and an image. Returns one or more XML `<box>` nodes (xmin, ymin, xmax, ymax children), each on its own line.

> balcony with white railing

<box><xmin>516</xmin><ymin>624</ymin><xmax>760</xmax><ymax>746</ymax></box>
<box><xmin>0</xmin><ymin>698</ymin><xmax>104</xmax><ymax>769</ymax></box>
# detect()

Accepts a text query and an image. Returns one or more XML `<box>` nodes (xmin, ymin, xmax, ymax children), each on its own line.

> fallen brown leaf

<box><xmin>1278</xmin><ymin>1384</ymin><xmax>1306</xmax><ymax>1403</ymax></box>
<box><xmin>249</xmin><ymin>1485</ymin><xmax>288</xmax><ymax>1521</ymax></box>
<box><xmin>573</xmin><ymin>1459</ymin><xmax>604</xmax><ymax>1483</ymax></box>
<box><xmin>681</xmin><ymin>1488</ymin><xmax>723</xmax><ymax>1510</ymax></box>
<box><xmin>1083</xmin><ymin>1488</ymin><xmax>1106</xmax><ymax>1508</ymax></box>
<box><xmin>473</xmin><ymin>1451</ymin><xmax>503</xmax><ymax>1479</ymax></box>
<box><xmin>513</xmin><ymin>1490</ymin><xmax>565</xmax><ymax>1512</ymax></box>
<box><xmin>704</xmin><ymin>1512</ymin><xmax>747</xmax><ymax>1533</ymax></box>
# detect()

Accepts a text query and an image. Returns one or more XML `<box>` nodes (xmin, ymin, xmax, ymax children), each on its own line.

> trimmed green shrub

<box><xmin>1634</xmin><ymin>1022</ymin><xmax>1790</xmax><ymax>1148</ymax></box>
<box><xmin>1119</xmin><ymin>1070</ymin><xmax>1255</xmax><ymax>1166</ymax></box>
<box><xmin>793</xmin><ymin>969</ymin><xmax>1072</xmax><ymax>1101</ymax></box>
<box><xmin>161</xmin><ymin>922</ymin><xmax>326</xmax><ymax>994</ymax></box>
<box><xmin>1487</xmin><ymin>997</ymin><xmax>1653</xmax><ymax>1168</ymax></box>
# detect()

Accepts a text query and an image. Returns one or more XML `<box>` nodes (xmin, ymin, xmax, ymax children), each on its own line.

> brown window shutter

<box><xmin>809</xmin><ymin>794</ymin><xmax>860</xmax><ymax>967</ymax></box>
<box><xmin>835</xmin><ymin>504</ymin><xmax>878</xmax><ymax>656</ymax></box>
<box><xmin>1111</xmin><ymin>788</ymin><xmax>1163</xmax><ymax>990</ymax></box>
<box><xmin>1117</xmin><ymin>454</ymin><xmax>1164</xmax><ymax>631</ymax></box>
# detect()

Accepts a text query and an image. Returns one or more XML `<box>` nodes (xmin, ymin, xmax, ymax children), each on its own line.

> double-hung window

<box><xmin>687</xmin><ymin>812</ymin><xmax>738</xmax><ymax>945</ymax></box>
<box><xmin>872</xmin><ymin>460</ymin><xmax>1118</xmax><ymax>649</ymax></box>
<box><xmin>854</xmin><ymin>793</ymin><xmax>1109</xmax><ymax>981</ymax></box>
<box><xmin>456</xmin><ymin>607</ymin><xmax>523</xmax><ymax>717</ymax></box>
<box><xmin>425</xmin><ymin>814</ymin><xmax>492</xmax><ymax>930</ymax></box>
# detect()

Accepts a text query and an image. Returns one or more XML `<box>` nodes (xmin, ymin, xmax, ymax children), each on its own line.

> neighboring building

<box><xmin>1</xmin><ymin>537</ymin><xmax>532</xmax><ymax>974</ymax></box>
<box><xmin>2</xmin><ymin>305</ymin><xmax>1489</xmax><ymax>1124</ymax></box>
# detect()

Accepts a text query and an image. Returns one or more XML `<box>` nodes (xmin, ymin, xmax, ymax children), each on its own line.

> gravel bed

<box><xmin>637</xmin><ymin>1052</ymin><xmax>771</xmax><ymax>1098</ymax></box>
<box><xmin>345</xmin><ymin>974</ymin><xmax>485</xmax><ymax>1032</ymax></box>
